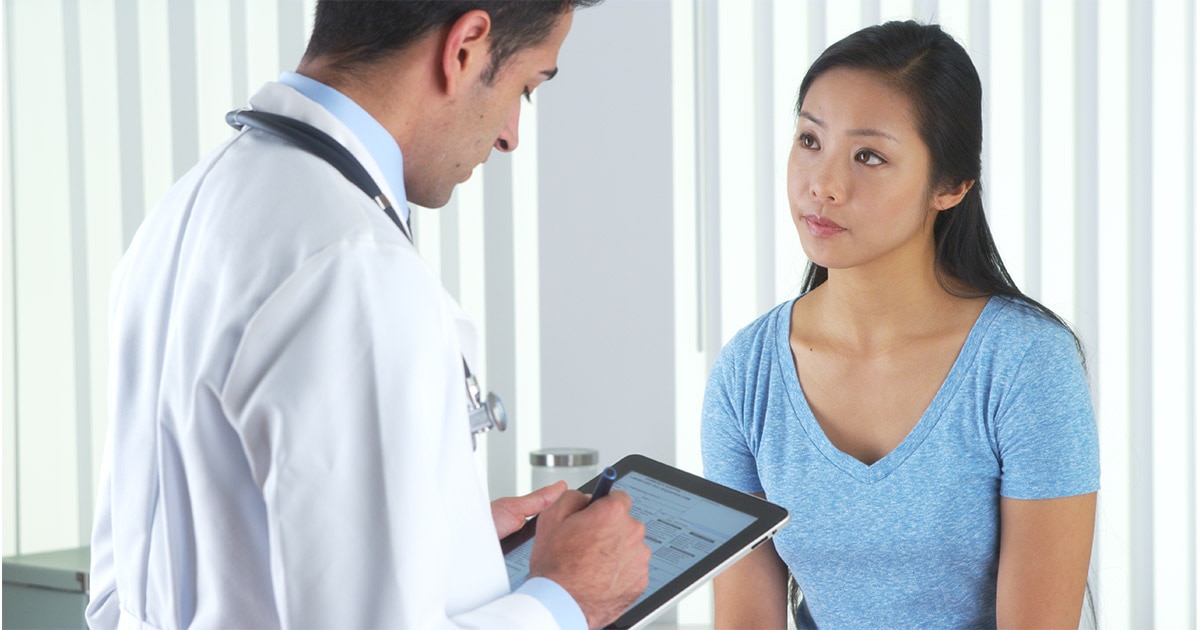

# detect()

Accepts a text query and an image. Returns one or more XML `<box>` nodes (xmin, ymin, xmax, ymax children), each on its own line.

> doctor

<box><xmin>86</xmin><ymin>2</ymin><xmax>650</xmax><ymax>628</ymax></box>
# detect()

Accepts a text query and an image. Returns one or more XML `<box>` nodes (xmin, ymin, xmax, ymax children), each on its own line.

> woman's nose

<box><xmin>809</xmin><ymin>157</ymin><xmax>846</xmax><ymax>203</ymax></box>
<box><xmin>494</xmin><ymin>102</ymin><xmax>521</xmax><ymax>152</ymax></box>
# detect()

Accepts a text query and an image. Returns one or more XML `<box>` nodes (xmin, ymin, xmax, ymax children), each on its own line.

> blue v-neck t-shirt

<box><xmin>701</xmin><ymin>296</ymin><xmax>1099</xmax><ymax>628</ymax></box>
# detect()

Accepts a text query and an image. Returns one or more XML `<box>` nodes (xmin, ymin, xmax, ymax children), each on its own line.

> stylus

<box><xmin>588</xmin><ymin>466</ymin><xmax>619</xmax><ymax>505</ymax></box>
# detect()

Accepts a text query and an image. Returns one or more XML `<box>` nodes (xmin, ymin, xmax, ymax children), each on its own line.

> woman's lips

<box><xmin>804</xmin><ymin>214</ymin><xmax>846</xmax><ymax>238</ymax></box>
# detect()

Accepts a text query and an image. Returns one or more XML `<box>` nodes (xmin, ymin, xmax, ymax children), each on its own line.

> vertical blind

<box><xmin>2</xmin><ymin>1</ymin><xmax>1195</xmax><ymax>628</ymax></box>
<box><xmin>2</xmin><ymin>0</ymin><xmax>314</xmax><ymax>560</ymax></box>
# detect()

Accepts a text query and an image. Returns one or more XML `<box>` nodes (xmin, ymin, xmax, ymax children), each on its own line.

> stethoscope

<box><xmin>225</xmin><ymin>108</ymin><xmax>507</xmax><ymax>449</ymax></box>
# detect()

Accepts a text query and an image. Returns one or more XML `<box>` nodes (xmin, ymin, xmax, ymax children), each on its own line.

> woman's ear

<box><xmin>933</xmin><ymin>179</ymin><xmax>974</xmax><ymax>211</ymax></box>
<box><xmin>441</xmin><ymin>9</ymin><xmax>492</xmax><ymax>96</ymax></box>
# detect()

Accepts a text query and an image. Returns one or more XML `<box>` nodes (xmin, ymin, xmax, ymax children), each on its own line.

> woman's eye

<box><xmin>855</xmin><ymin>150</ymin><xmax>884</xmax><ymax>165</ymax></box>
<box><xmin>799</xmin><ymin>133</ymin><xmax>819</xmax><ymax>149</ymax></box>
<box><xmin>523</xmin><ymin>87</ymin><xmax>533</xmax><ymax>103</ymax></box>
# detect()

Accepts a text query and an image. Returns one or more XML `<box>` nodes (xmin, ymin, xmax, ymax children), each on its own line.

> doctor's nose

<box><xmin>494</xmin><ymin>103</ymin><xmax>521</xmax><ymax>153</ymax></box>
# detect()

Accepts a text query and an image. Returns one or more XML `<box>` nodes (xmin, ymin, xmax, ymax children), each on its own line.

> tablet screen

<box><xmin>500</xmin><ymin>454</ymin><xmax>789</xmax><ymax>629</ymax></box>
<box><xmin>505</xmin><ymin>470</ymin><xmax>757</xmax><ymax>606</ymax></box>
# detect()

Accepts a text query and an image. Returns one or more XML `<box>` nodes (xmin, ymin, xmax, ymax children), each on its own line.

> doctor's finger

<box><xmin>521</xmin><ymin>480</ymin><xmax>568</xmax><ymax>513</ymax></box>
<box><xmin>531</xmin><ymin>479</ymin><xmax>568</xmax><ymax>498</ymax></box>
<box><xmin>541</xmin><ymin>489</ymin><xmax>589</xmax><ymax>524</ymax></box>
<box><xmin>587</xmin><ymin>489</ymin><xmax>633</xmax><ymax>514</ymax></box>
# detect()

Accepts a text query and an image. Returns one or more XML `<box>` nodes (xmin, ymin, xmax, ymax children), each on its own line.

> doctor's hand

<box><xmin>528</xmin><ymin>489</ymin><xmax>651</xmax><ymax>630</ymax></box>
<box><xmin>491</xmin><ymin>481</ymin><xmax>567</xmax><ymax>539</ymax></box>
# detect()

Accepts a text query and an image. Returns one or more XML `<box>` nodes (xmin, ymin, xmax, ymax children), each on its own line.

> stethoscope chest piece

<box><xmin>466</xmin><ymin>371</ymin><xmax>507</xmax><ymax>449</ymax></box>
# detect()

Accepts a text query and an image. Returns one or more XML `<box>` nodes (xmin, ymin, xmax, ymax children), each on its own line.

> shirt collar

<box><xmin>278</xmin><ymin>71</ymin><xmax>409</xmax><ymax>224</ymax></box>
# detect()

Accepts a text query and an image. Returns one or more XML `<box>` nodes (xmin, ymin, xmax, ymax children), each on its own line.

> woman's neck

<box><xmin>806</xmin><ymin>256</ymin><xmax>976</xmax><ymax>351</ymax></box>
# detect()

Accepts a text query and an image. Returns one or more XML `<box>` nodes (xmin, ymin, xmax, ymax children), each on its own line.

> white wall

<box><xmin>537</xmin><ymin>0</ymin><xmax>678</xmax><ymax>485</ymax></box>
<box><xmin>2</xmin><ymin>0</ymin><xmax>1197</xmax><ymax>628</ymax></box>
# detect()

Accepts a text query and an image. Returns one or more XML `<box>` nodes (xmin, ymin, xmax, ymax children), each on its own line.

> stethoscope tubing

<box><xmin>225</xmin><ymin>108</ymin><xmax>505</xmax><ymax>445</ymax></box>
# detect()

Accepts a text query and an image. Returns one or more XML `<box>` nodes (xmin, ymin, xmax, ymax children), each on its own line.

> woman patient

<box><xmin>702</xmin><ymin>20</ymin><xmax>1098</xmax><ymax>629</ymax></box>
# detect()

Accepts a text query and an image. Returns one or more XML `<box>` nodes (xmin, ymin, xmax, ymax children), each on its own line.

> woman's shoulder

<box><xmin>985</xmin><ymin>295</ymin><xmax>1073</xmax><ymax>336</ymax></box>
<box><xmin>978</xmin><ymin>295</ymin><xmax>1082</xmax><ymax>364</ymax></box>
<box><xmin>707</xmin><ymin>300</ymin><xmax>797</xmax><ymax>409</ymax></box>
<box><xmin>708</xmin><ymin>299</ymin><xmax>797</xmax><ymax>388</ymax></box>
<box><xmin>721</xmin><ymin>299</ymin><xmax>796</xmax><ymax>357</ymax></box>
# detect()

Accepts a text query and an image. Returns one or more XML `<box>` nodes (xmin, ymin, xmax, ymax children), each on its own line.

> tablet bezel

<box><xmin>501</xmin><ymin>453</ymin><xmax>790</xmax><ymax>629</ymax></box>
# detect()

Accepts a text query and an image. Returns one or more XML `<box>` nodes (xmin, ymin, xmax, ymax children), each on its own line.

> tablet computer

<box><xmin>501</xmin><ymin>454</ymin><xmax>790</xmax><ymax>629</ymax></box>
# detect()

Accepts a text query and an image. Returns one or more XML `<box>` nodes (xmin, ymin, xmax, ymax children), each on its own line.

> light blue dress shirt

<box><xmin>275</xmin><ymin>71</ymin><xmax>586</xmax><ymax>630</ymax></box>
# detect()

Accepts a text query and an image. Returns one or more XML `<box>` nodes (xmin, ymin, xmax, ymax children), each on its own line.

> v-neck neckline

<box><xmin>775</xmin><ymin>295</ymin><xmax>1001</xmax><ymax>483</ymax></box>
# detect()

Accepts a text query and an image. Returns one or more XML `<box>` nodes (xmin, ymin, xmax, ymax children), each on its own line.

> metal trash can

<box><xmin>3</xmin><ymin>546</ymin><xmax>90</xmax><ymax>630</ymax></box>
<box><xmin>530</xmin><ymin>447</ymin><xmax>600</xmax><ymax>491</ymax></box>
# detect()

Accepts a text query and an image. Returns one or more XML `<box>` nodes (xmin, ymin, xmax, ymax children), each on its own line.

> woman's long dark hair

<box><xmin>789</xmin><ymin>20</ymin><xmax>1092</xmax><ymax>626</ymax></box>
<box><xmin>795</xmin><ymin>21</ymin><xmax>1079</xmax><ymax>354</ymax></box>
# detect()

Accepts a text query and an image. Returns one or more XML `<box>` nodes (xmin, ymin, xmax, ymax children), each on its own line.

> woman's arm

<box><xmin>996</xmin><ymin>492</ymin><xmax>1097</xmax><ymax>629</ymax></box>
<box><xmin>713</xmin><ymin>504</ymin><xmax>789</xmax><ymax>630</ymax></box>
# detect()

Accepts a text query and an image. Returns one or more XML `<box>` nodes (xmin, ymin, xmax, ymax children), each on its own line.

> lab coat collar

<box><xmin>246</xmin><ymin>81</ymin><xmax>405</xmax><ymax>229</ymax></box>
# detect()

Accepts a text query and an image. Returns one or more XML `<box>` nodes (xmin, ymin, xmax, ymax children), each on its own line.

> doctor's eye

<box><xmin>798</xmin><ymin>133</ymin><xmax>819</xmax><ymax>150</ymax></box>
<box><xmin>855</xmin><ymin>149</ymin><xmax>885</xmax><ymax>165</ymax></box>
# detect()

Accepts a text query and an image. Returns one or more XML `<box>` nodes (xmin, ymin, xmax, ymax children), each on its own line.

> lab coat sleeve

<box><xmin>85</xmin><ymin>434</ymin><xmax>120</xmax><ymax>629</ymax></box>
<box><xmin>220</xmin><ymin>240</ymin><xmax>558</xmax><ymax>629</ymax></box>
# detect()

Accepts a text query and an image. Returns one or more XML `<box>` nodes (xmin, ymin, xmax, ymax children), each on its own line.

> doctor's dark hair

<box><xmin>303</xmin><ymin>1</ymin><xmax>600</xmax><ymax>84</ymax></box>
<box><xmin>795</xmin><ymin>21</ymin><xmax>1079</xmax><ymax>351</ymax></box>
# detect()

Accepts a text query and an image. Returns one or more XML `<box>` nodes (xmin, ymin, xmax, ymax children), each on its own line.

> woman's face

<box><xmin>787</xmin><ymin>67</ymin><xmax>951</xmax><ymax>275</ymax></box>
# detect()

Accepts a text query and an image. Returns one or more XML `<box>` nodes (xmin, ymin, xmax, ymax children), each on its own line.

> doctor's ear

<box><xmin>441</xmin><ymin>9</ymin><xmax>492</xmax><ymax>96</ymax></box>
<box><xmin>932</xmin><ymin>179</ymin><xmax>974</xmax><ymax>212</ymax></box>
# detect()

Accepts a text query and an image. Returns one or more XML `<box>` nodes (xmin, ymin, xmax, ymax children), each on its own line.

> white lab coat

<box><xmin>87</xmin><ymin>81</ymin><xmax>559</xmax><ymax>629</ymax></box>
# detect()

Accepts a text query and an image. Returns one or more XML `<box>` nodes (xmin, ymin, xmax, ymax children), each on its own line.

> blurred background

<box><xmin>2</xmin><ymin>0</ymin><xmax>1196</xmax><ymax>627</ymax></box>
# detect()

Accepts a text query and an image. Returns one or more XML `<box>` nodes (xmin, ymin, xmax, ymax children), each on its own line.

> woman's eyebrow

<box><xmin>800</xmin><ymin>111</ymin><xmax>899</xmax><ymax>143</ymax></box>
<box><xmin>847</xmin><ymin>128</ymin><xmax>899</xmax><ymax>142</ymax></box>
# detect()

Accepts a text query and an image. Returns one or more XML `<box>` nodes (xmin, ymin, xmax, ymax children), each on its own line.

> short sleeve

<box><xmin>995</xmin><ymin>325</ymin><xmax>1100</xmax><ymax>499</ymax></box>
<box><xmin>701</xmin><ymin>340</ymin><xmax>765</xmax><ymax>494</ymax></box>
